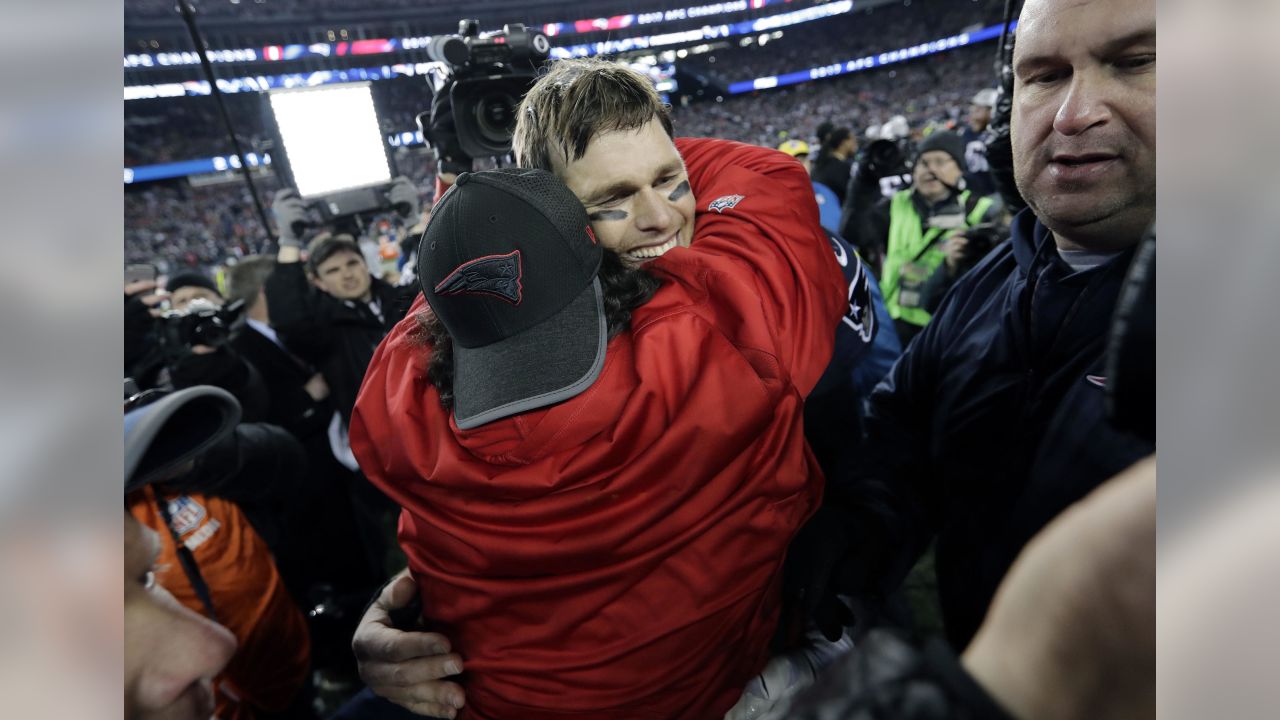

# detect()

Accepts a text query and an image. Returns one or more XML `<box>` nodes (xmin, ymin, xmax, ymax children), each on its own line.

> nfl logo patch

<box><xmin>708</xmin><ymin>195</ymin><xmax>745</xmax><ymax>213</ymax></box>
<box><xmin>166</xmin><ymin>496</ymin><xmax>207</xmax><ymax>536</ymax></box>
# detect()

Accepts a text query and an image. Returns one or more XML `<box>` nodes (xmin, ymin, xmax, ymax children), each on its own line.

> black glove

<box><xmin>782</xmin><ymin>630</ymin><xmax>1016</xmax><ymax>720</ymax></box>
<box><xmin>780</xmin><ymin>505</ymin><xmax>858</xmax><ymax>645</ymax></box>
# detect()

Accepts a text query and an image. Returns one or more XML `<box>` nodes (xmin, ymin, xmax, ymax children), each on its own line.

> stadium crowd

<box><xmin>126</xmin><ymin>22</ymin><xmax>1000</xmax><ymax>272</ymax></box>
<box><xmin>124</xmin><ymin>0</ymin><xmax>1156</xmax><ymax>717</ymax></box>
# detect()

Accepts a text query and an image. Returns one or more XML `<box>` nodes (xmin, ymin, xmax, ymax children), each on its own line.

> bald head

<box><xmin>1011</xmin><ymin>0</ymin><xmax>1156</xmax><ymax>253</ymax></box>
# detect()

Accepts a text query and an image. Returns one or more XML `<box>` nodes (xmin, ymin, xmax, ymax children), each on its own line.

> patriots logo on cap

<box><xmin>434</xmin><ymin>250</ymin><xmax>524</xmax><ymax>305</ymax></box>
<box><xmin>708</xmin><ymin>194</ymin><xmax>745</xmax><ymax>213</ymax></box>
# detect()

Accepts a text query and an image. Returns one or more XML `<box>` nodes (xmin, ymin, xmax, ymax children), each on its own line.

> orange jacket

<box><xmin>129</xmin><ymin>488</ymin><xmax>310</xmax><ymax>718</ymax></box>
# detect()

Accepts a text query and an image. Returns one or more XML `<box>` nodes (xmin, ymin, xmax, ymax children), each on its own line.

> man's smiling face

<box><xmin>555</xmin><ymin>119</ymin><xmax>696</xmax><ymax>266</ymax></box>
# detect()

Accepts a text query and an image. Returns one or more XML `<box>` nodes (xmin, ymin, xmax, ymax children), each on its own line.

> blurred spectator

<box><xmin>225</xmin><ymin>256</ymin><xmax>331</xmax><ymax>439</ymax></box>
<box><xmin>265</xmin><ymin>191</ymin><xmax>421</xmax><ymax>585</ymax></box>
<box><xmin>961</xmin><ymin>87</ymin><xmax>999</xmax><ymax>196</ymax></box>
<box><xmin>225</xmin><ymin>255</ymin><xmax>385</xmax><ymax>597</ymax></box>
<box><xmin>811</xmin><ymin>125</ymin><xmax>856</xmax><ymax>206</ymax></box>
<box><xmin>124</xmin><ymin>385</ymin><xmax>312</xmax><ymax>719</ymax></box>
<box><xmin>777</xmin><ymin>137</ymin><xmax>811</xmax><ymax>170</ymax></box>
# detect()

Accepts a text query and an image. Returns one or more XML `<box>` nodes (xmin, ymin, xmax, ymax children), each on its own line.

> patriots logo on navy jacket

<box><xmin>434</xmin><ymin>250</ymin><xmax>523</xmax><ymax>305</ymax></box>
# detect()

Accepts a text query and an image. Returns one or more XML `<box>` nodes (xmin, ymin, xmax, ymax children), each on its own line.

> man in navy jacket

<box><xmin>833</xmin><ymin>0</ymin><xmax>1157</xmax><ymax>650</ymax></box>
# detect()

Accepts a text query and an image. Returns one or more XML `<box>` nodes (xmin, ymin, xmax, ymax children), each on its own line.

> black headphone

<box><xmin>982</xmin><ymin>0</ymin><xmax>1027</xmax><ymax>213</ymax></box>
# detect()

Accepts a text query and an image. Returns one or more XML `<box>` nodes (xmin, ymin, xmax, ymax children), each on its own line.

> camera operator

<box><xmin>123</xmin><ymin>272</ymin><xmax>267</xmax><ymax>421</ymax></box>
<box><xmin>125</xmin><ymin>267</ymin><xmax>334</xmax><ymax>609</ymax></box>
<box><xmin>838</xmin><ymin>132</ymin><xmax>913</xmax><ymax>269</ymax></box>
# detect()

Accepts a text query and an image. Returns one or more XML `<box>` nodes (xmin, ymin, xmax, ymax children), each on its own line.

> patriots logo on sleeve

<box><xmin>434</xmin><ymin>250</ymin><xmax>524</xmax><ymax>305</ymax></box>
<box><xmin>708</xmin><ymin>194</ymin><xmax>746</xmax><ymax>213</ymax></box>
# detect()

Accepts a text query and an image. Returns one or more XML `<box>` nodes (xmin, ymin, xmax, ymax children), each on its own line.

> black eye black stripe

<box><xmin>667</xmin><ymin>180</ymin><xmax>690</xmax><ymax>202</ymax></box>
<box><xmin>588</xmin><ymin>209</ymin><xmax>628</xmax><ymax>221</ymax></box>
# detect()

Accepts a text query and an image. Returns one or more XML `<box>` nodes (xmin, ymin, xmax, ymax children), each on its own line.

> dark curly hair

<box><xmin>416</xmin><ymin>250</ymin><xmax>662</xmax><ymax>410</ymax></box>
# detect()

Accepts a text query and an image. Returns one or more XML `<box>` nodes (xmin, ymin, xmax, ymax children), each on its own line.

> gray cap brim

<box><xmin>452</xmin><ymin>276</ymin><xmax>607</xmax><ymax>430</ymax></box>
<box><xmin>124</xmin><ymin>385</ymin><xmax>241</xmax><ymax>492</ymax></box>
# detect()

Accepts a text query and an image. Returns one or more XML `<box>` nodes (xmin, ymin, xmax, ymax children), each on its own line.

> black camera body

<box><xmin>424</xmin><ymin>20</ymin><xmax>552</xmax><ymax>160</ymax></box>
<box><xmin>158</xmin><ymin>299</ymin><xmax>246</xmax><ymax>356</ymax></box>
<box><xmin>957</xmin><ymin>222</ymin><xmax>1005</xmax><ymax>260</ymax></box>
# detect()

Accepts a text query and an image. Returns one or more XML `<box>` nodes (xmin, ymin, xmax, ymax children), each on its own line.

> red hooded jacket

<box><xmin>351</xmin><ymin>138</ymin><xmax>845</xmax><ymax>719</ymax></box>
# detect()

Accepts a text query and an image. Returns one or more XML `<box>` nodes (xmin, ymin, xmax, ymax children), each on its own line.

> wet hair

<box><xmin>513</xmin><ymin>58</ymin><xmax>676</xmax><ymax>173</ymax></box>
<box><xmin>416</xmin><ymin>250</ymin><xmax>661</xmax><ymax>410</ymax></box>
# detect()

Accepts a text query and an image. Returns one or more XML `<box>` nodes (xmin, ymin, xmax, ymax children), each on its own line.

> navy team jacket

<box><xmin>839</xmin><ymin>208</ymin><xmax>1154</xmax><ymax>649</ymax></box>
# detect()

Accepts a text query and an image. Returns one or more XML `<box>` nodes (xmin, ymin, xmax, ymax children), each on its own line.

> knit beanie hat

<box><xmin>914</xmin><ymin>131</ymin><xmax>967</xmax><ymax>169</ymax></box>
<box><xmin>166</xmin><ymin>272</ymin><xmax>220</xmax><ymax>297</ymax></box>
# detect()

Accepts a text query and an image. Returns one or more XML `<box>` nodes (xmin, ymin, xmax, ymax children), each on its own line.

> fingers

<box><xmin>359</xmin><ymin>652</ymin><xmax>464</xmax><ymax>688</ymax></box>
<box><xmin>125</xmin><ymin>279</ymin><xmax>158</xmax><ymax>296</ymax></box>
<box><xmin>354</xmin><ymin>623</ymin><xmax>454</xmax><ymax>660</ymax></box>
<box><xmin>352</xmin><ymin>571</ymin><xmax>467</xmax><ymax>717</ymax></box>
<box><xmin>383</xmin><ymin>573</ymin><xmax>419</xmax><ymax>609</ymax></box>
<box><xmin>376</xmin><ymin>681</ymin><xmax>466</xmax><ymax>719</ymax></box>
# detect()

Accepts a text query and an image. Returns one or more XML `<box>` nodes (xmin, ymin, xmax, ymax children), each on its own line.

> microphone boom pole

<box><xmin>175</xmin><ymin>0</ymin><xmax>276</xmax><ymax>241</ymax></box>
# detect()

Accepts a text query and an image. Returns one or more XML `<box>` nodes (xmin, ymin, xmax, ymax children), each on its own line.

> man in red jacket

<box><xmin>349</xmin><ymin>57</ymin><xmax>845</xmax><ymax>719</ymax></box>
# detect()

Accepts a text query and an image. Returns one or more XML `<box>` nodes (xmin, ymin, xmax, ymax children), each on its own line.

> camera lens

<box><xmin>473</xmin><ymin>93</ymin><xmax>517</xmax><ymax>143</ymax></box>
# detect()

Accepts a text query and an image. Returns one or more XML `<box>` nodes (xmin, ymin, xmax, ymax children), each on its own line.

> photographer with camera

<box><xmin>857</xmin><ymin>131</ymin><xmax>1003</xmax><ymax>344</ymax></box>
<box><xmin>124</xmin><ymin>268</ymin><xmax>332</xmax><ymax>610</ymax></box>
<box><xmin>917</xmin><ymin>222</ymin><xmax>1009</xmax><ymax>315</ymax></box>
<box><xmin>124</xmin><ymin>271</ymin><xmax>267</xmax><ymax>421</ymax></box>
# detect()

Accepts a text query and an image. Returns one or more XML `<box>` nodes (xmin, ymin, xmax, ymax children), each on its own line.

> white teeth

<box><xmin>626</xmin><ymin>236</ymin><xmax>678</xmax><ymax>260</ymax></box>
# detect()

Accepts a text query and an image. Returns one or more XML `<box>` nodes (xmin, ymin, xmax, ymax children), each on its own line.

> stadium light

<box><xmin>267</xmin><ymin>83</ymin><xmax>391</xmax><ymax>198</ymax></box>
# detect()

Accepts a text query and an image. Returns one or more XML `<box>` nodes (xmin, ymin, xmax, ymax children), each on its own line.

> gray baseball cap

<box><xmin>124</xmin><ymin>386</ymin><xmax>241</xmax><ymax>492</ymax></box>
